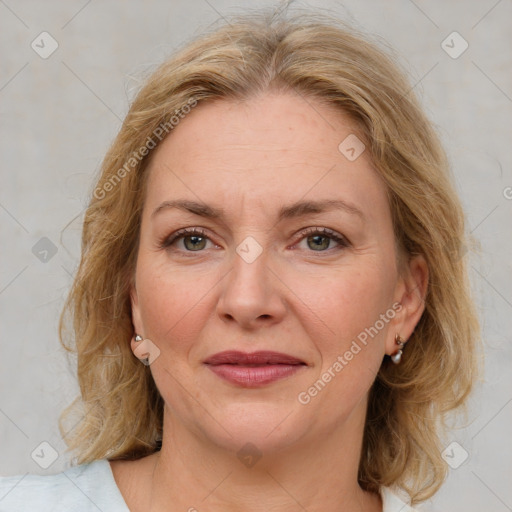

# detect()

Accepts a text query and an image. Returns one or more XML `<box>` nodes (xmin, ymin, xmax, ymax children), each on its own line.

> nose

<box><xmin>216</xmin><ymin>246</ymin><xmax>287</xmax><ymax>330</ymax></box>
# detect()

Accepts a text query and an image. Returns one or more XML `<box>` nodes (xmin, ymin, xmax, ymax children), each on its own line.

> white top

<box><xmin>0</xmin><ymin>459</ymin><xmax>417</xmax><ymax>511</ymax></box>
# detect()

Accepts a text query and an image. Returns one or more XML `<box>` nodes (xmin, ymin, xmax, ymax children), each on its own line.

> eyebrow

<box><xmin>151</xmin><ymin>198</ymin><xmax>365</xmax><ymax>221</ymax></box>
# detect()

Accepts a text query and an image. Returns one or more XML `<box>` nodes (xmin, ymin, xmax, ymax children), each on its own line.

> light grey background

<box><xmin>1</xmin><ymin>1</ymin><xmax>511</xmax><ymax>511</ymax></box>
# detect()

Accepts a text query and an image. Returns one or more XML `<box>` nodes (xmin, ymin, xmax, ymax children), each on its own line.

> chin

<box><xmin>201</xmin><ymin>400</ymin><xmax>309</xmax><ymax>456</ymax></box>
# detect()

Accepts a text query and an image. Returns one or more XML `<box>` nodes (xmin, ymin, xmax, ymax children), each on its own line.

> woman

<box><xmin>0</xmin><ymin>9</ymin><xmax>480</xmax><ymax>512</ymax></box>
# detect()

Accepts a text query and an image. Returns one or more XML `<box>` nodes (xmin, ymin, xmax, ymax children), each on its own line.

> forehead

<box><xmin>144</xmin><ymin>92</ymin><xmax>388</xmax><ymax>220</ymax></box>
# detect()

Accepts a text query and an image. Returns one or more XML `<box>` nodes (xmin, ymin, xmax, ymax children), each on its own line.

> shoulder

<box><xmin>0</xmin><ymin>460</ymin><xmax>128</xmax><ymax>512</ymax></box>
<box><xmin>381</xmin><ymin>486</ymin><xmax>420</xmax><ymax>512</ymax></box>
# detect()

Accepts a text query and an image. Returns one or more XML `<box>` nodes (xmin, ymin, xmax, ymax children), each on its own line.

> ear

<box><xmin>130</xmin><ymin>284</ymin><xmax>145</xmax><ymax>346</ymax></box>
<box><xmin>385</xmin><ymin>254</ymin><xmax>429</xmax><ymax>356</ymax></box>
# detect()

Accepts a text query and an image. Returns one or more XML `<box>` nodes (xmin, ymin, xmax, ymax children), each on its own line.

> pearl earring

<box><xmin>391</xmin><ymin>334</ymin><xmax>405</xmax><ymax>364</ymax></box>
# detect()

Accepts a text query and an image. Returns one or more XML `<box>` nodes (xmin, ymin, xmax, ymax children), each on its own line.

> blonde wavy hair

<box><xmin>60</xmin><ymin>8</ymin><xmax>481</xmax><ymax>505</ymax></box>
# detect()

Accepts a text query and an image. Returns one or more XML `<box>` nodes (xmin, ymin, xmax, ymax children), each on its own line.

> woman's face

<box><xmin>131</xmin><ymin>92</ymin><xmax>426</xmax><ymax>454</ymax></box>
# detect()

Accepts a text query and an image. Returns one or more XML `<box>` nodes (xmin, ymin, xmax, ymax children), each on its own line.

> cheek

<box><xmin>135</xmin><ymin>256</ymin><xmax>218</xmax><ymax>350</ymax></box>
<box><xmin>289</xmin><ymin>261</ymin><xmax>395</xmax><ymax>373</ymax></box>
<box><xmin>290</xmin><ymin>267</ymin><xmax>394</xmax><ymax>417</ymax></box>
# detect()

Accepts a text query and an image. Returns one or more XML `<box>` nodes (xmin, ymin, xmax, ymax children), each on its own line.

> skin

<box><xmin>111</xmin><ymin>91</ymin><xmax>428</xmax><ymax>511</ymax></box>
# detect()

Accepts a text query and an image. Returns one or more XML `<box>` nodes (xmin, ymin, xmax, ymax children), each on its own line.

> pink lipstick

<box><xmin>204</xmin><ymin>350</ymin><xmax>306</xmax><ymax>388</ymax></box>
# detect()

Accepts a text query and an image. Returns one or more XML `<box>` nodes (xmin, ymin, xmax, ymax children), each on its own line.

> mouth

<box><xmin>204</xmin><ymin>350</ymin><xmax>307</xmax><ymax>388</ymax></box>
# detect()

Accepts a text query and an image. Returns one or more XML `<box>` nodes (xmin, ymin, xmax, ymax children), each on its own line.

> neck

<box><xmin>140</xmin><ymin>400</ymin><xmax>381</xmax><ymax>512</ymax></box>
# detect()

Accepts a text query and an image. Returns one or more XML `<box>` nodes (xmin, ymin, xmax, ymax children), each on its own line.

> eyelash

<box><xmin>295</xmin><ymin>227</ymin><xmax>350</xmax><ymax>251</ymax></box>
<box><xmin>160</xmin><ymin>226</ymin><xmax>350</xmax><ymax>253</ymax></box>
<box><xmin>160</xmin><ymin>227</ymin><xmax>211</xmax><ymax>250</ymax></box>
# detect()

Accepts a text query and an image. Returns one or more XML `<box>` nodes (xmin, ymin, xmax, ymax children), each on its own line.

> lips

<box><xmin>204</xmin><ymin>350</ymin><xmax>307</xmax><ymax>388</ymax></box>
<box><xmin>204</xmin><ymin>350</ymin><xmax>306</xmax><ymax>366</ymax></box>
